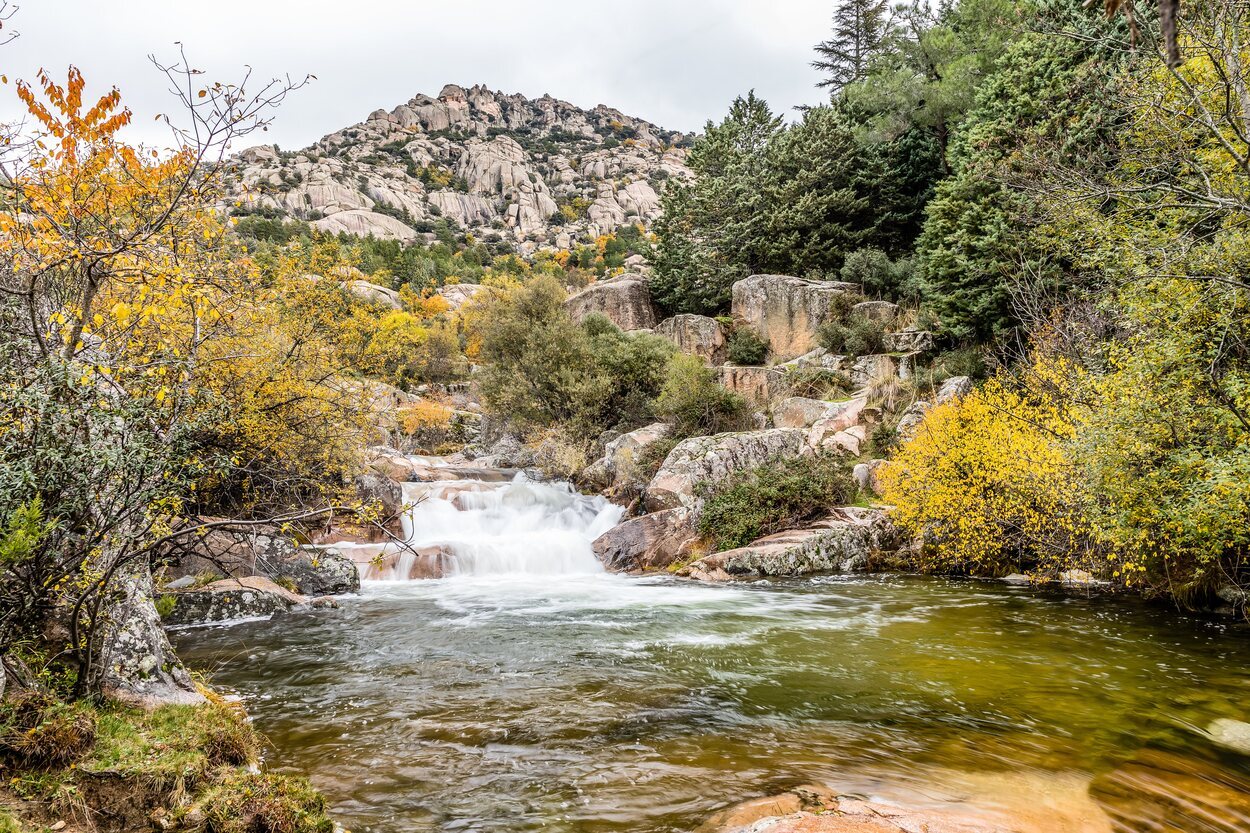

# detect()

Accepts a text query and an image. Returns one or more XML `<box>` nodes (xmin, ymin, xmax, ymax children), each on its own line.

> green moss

<box><xmin>0</xmin><ymin>810</ymin><xmax>23</xmax><ymax>833</ymax></box>
<box><xmin>174</xmin><ymin>770</ymin><xmax>334</xmax><ymax>833</ymax></box>
<box><xmin>154</xmin><ymin>593</ymin><xmax>177</xmax><ymax>618</ymax></box>
<box><xmin>84</xmin><ymin>701</ymin><xmax>259</xmax><ymax>782</ymax></box>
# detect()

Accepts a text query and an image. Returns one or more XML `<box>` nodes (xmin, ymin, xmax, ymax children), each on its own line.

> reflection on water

<box><xmin>175</xmin><ymin>572</ymin><xmax>1250</xmax><ymax>832</ymax></box>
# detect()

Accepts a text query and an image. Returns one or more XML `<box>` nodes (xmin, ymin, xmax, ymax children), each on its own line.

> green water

<box><xmin>175</xmin><ymin>573</ymin><xmax>1250</xmax><ymax>832</ymax></box>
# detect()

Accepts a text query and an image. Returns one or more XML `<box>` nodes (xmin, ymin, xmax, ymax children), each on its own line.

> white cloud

<box><xmin>1</xmin><ymin>0</ymin><xmax>833</xmax><ymax>149</ymax></box>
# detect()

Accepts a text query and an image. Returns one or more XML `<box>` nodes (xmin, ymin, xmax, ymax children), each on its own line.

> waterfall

<box><xmin>352</xmin><ymin>467</ymin><xmax>624</xmax><ymax>580</ymax></box>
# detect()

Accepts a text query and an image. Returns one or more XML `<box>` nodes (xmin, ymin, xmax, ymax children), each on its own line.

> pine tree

<box><xmin>812</xmin><ymin>0</ymin><xmax>890</xmax><ymax>93</ymax></box>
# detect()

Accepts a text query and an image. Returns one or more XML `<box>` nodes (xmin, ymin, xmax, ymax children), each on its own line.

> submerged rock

<box><xmin>1090</xmin><ymin>747</ymin><xmax>1250</xmax><ymax>833</ymax></box>
<box><xmin>678</xmin><ymin>508</ymin><xmax>899</xmax><ymax>581</ymax></box>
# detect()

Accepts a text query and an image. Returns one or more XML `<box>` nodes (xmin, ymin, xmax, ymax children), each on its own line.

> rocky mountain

<box><xmin>227</xmin><ymin>83</ymin><xmax>694</xmax><ymax>253</ymax></box>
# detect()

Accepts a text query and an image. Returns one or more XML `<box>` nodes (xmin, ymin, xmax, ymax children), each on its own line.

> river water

<box><xmin>174</xmin><ymin>469</ymin><xmax>1250</xmax><ymax>833</ymax></box>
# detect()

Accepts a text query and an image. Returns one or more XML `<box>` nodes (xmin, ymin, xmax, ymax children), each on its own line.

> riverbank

<box><xmin>0</xmin><ymin>687</ymin><xmax>332</xmax><ymax>833</ymax></box>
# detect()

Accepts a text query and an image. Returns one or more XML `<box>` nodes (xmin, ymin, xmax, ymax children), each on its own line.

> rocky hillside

<box><xmin>227</xmin><ymin>83</ymin><xmax>694</xmax><ymax>253</ymax></box>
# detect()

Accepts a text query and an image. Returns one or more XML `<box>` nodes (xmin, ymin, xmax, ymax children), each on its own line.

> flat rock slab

<box><xmin>161</xmin><ymin>576</ymin><xmax>334</xmax><ymax>626</ymax></box>
<box><xmin>679</xmin><ymin>508</ymin><xmax>899</xmax><ymax>581</ymax></box>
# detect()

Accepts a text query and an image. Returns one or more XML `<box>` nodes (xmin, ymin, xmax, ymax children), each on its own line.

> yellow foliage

<box><xmin>879</xmin><ymin>363</ymin><xmax>1098</xmax><ymax>576</ymax></box>
<box><xmin>398</xmin><ymin>400</ymin><xmax>453</xmax><ymax>435</ymax></box>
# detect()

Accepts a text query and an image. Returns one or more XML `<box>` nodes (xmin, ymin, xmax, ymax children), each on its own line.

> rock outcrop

<box><xmin>678</xmin><ymin>508</ymin><xmax>899</xmax><ymax>581</ymax></box>
<box><xmin>655</xmin><ymin>314</ymin><xmax>728</xmax><ymax>364</ymax></box>
<box><xmin>583</xmin><ymin>422</ymin><xmax>673</xmax><ymax>493</ymax></box>
<box><xmin>565</xmin><ymin>274</ymin><xmax>659</xmax><ymax>331</ymax></box>
<box><xmin>160</xmin><ymin>576</ymin><xmax>336</xmax><ymax>627</ymax></box>
<box><xmin>717</xmin><ymin>366</ymin><xmax>786</xmax><ymax>405</ymax></box>
<box><xmin>161</xmin><ymin>527</ymin><xmax>360</xmax><ymax>597</ymax></box>
<box><xmin>644</xmin><ymin>428</ymin><xmax>809</xmax><ymax>512</ymax></box>
<box><xmin>227</xmin><ymin>84</ymin><xmax>693</xmax><ymax>248</ymax></box>
<box><xmin>731</xmin><ymin>275</ymin><xmax>858</xmax><ymax>361</ymax></box>
<box><xmin>592</xmin><ymin>507</ymin><xmax>695</xmax><ymax>572</ymax></box>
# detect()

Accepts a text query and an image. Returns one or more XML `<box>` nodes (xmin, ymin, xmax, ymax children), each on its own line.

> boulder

<box><xmin>591</xmin><ymin>422</ymin><xmax>673</xmax><ymax>491</ymax></box>
<box><xmin>815</xmin><ymin>424</ymin><xmax>867</xmax><ymax>456</ymax></box>
<box><xmin>678</xmin><ymin>508</ymin><xmax>899</xmax><ymax>580</ymax></box>
<box><xmin>851</xmin><ymin>300</ymin><xmax>899</xmax><ymax>323</ymax></box>
<box><xmin>162</xmin><ymin>527</ymin><xmax>359</xmax><ymax>596</ymax></box>
<box><xmin>278</xmin><ymin>546</ymin><xmax>360</xmax><ymax>596</ymax></box>
<box><xmin>592</xmin><ymin>508</ymin><xmax>695</xmax><ymax>572</ymax></box>
<box><xmin>717</xmin><ymin>365</ymin><xmax>786</xmax><ymax>405</ymax></box>
<box><xmin>356</xmin><ymin>472</ymin><xmax>405</xmax><ymax>520</ymax></box>
<box><xmin>348</xmin><ymin>544</ymin><xmax>458</xmax><ymax>580</ymax></box>
<box><xmin>849</xmin><ymin>354</ymin><xmax>900</xmax><ymax>387</ymax></box>
<box><xmin>937</xmin><ymin>375</ymin><xmax>973</xmax><ymax>404</ymax></box>
<box><xmin>315</xmin><ymin>210</ymin><xmax>418</xmax><ymax>243</ymax></box>
<box><xmin>655</xmin><ymin>314</ymin><xmax>728</xmax><ymax>364</ymax></box>
<box><xmin>777</xmin><ymin>347</ymin><xmax>846</xmax><ymax>372</ymax></box>
<box><xmin>565</xmin><ymin>274</ymin><xmax>658</xmax><ymax>331</ymax></box>
<box><xmin>160</xmin><ymin>576</ymin><xmax>325</xmax><ymax>626</ymax></box>
<box><xmin>773</xmin><ymin>396</ymin><xmax>864</xmax><ymax>431</ymax></box>
<box><xmin>365</xmin><ymin>445</ymin><xmax>419</xmax><ymax>481</ymax></box>
<box><xmin>894</xmin><ymin>401</ymin><xmax>931</xmax><ymax>442</ymax></box>
<box><xmin>99</xmin><ymin>560</ymin><xmax>205</xmax><ymax>707</ymax></box>
<box><xmin>437</xmin><ymin>283</ymin><xmax>485</xmax><ymax>311</ymax></box>
<box><xmin>731</xmin><ymin>275</ymin><xmax>858</xmax><ymax>361</ymax></box>
<box><xmin>644</xmin><ymin>428</ymin><xmax>809</xmax><ymax>512</ymax></box>
<box><xmin>884</xmin><ymin>329</ymin><xmax>935</xmax><ymax>354</ymax></box>
<box><xmin>345</xmin><ymin>278</ymin><xmax>403</xmax><ymax>309</ymax></box>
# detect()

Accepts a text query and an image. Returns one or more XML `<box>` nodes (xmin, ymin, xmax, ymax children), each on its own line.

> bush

<box><xmin>180</xmin><ymin>770</ymin><xmax>333</xmax><ymax>833</ymax></box>
<box><xmin>726</xmin><ymin>328</ymin><xmax>769</xmax><ymax>365</ymax></box>
<box><xmin>697</xmin><ymin>453</ymin><xmax>855</xmax><ymax>550</ymax></box>
<box><xmin>654</xmin><ymin>354</ymin><xmax>752</xmax><ymax>438</ymax></box>
<box><xmin>878</xmin><ymin>371</ymin><xmax>1095</xmax><ymax>577</ymax></box>
<box><xmin>817</xmin><ymin>314</ymin><xmax>886</xmax><ymax>358</ymax></box>
<box><xmin>839</xmin><ymin>248</ymin><xmax>920</xmax><ymax>302</ymax></box>
<box><xmin>585</xmin><ymin>317</ymin><xmax>676</xmax><ymax>431</ymax></box>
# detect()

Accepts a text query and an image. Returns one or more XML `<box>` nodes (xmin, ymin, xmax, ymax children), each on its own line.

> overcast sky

<box><xmin>0</xmin><ymin>1</ymin><xmax>834</xmax><ymax>150</ymax></box>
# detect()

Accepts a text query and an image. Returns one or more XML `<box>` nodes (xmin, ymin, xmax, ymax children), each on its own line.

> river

<box><xmin>174</xmin><ymin>466</ymin><xmax>1250</xmax><ymax>832</ymax></box>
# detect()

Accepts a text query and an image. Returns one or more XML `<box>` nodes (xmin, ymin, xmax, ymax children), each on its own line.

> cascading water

<box><xmin>342</xmin><ymin>461</ymin><xmax>623</xmax><ymax>580</ymax></box>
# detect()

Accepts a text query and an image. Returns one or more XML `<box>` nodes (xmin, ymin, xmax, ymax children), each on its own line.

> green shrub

<box><xmin>839</xmin><ymin>248</ymin><xmax>920</xmax><ymax>302</ymax></box>
<box><xmin>726</xmin><ymin>328</ymin><xmax>768</xmax><ymax>365</ymax></box>
<box><xmin>654</xmin><ymin>354</ymin><xmax>752</xmax><ymax>437</ymax></box>
<box><xmin>817</xmin><ymin>313</ymin><xmax>886</xmax><ymax>358</ymax></box>
<box><xmin>585</xmin><ymin>317</ymin><xmax>676</xmax><ymax>431</ymax></box>
<box><xmin>868</xmin><ymin>421</ymin><xmax>899</xmax><ymax>457</ymax></box>
<box><xmin>697</xmin><ymin>453</ymin><xmax>855</xmax><ymax>551</ymax></box>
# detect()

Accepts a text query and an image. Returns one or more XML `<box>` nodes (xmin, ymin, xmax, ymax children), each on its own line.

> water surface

<box><xmin>174</xmin><ymin>473</ymin><xmax>1250</xmax><ymax>832</ymax></box>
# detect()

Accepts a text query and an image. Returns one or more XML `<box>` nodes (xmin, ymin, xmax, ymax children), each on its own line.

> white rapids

<box><xmin>336</xmin><ymin>458</ymin><xmax>624</xmax><ymax>580</ymax></box>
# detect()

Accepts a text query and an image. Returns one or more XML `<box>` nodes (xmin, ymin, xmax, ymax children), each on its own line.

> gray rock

<box><xmin>655</xmin><ymin>314</ymin><xmax>728</xmax><ymax>364</ymax></box>
<box><xmin>1207</xmin><ymin>718</ymin><xmax>1250</xmax><ymax>755</ymax></box>
<box><xmin>884</xmin><ymin>329</ymin><xmax>935</xmax><ymax>354</ymax></box>
<box><xmin>852</xmin><ymin>463</ymin><xmax>873</xmax><ymax>492</ymax></box>
<box><xmin>437</xmin><ymin>283</ymin><xmax>485</xmax><ymax>310</ymax></box>
<box><xmin>851</xmin><ymin>300</ymin><xmax>900</xmax><ymax>323</ymax></box>
<box><xmin>773</xmin><ymin>396</ymin><xmax>864</xmax><ymax>431</ymax></box>
<box><xmin>730</xmin><ymin>275</ymin><xmax>859</xmax><ymax>361</ymax></box>
<box><xmin>592</xmin><ymin>508</ymin><xmax>695</xmax><ymax>572</ymax></box>
<box><xmin>644</xmin><ymin>428</ymin><xmax>809</xmax><ymax>512</ymax></box>
<box><xmin>161</xmin><ymin>576</ymin><xmax>310</xmax><ymax>627</ymax></box>
<box><xmin>716</xmin><ymin>365</ymin><xmax>786</xmax><ymax>405</ymax></box>
<box><xmin>281</xmin><ymin>546</ymin><xmax>360</xmax><ymax>596</ymax></box>
<box><xmin>678</xmin><ymin>508</ymin><xmax>900</xmax><ymax>580</ymax></box>
<box><xmin>937</xmin><ymin>375</ymin><xmax>973</xmax><ymax>404</ymax></box>
<box><xmin>565</xmin><ymin>274</ymin><xmax>659</xmax><ymax>331</ymax></box>
<box><xmin>356</xmin><ymin>472</ymin><xmax>405</xmax><ymax>519</ymax></box>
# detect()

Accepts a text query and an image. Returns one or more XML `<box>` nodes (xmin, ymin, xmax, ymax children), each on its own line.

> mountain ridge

<box><xmin>227</xmin><ymin>83</ymin><xmax>695</xmax><ymax>253</ymax></box>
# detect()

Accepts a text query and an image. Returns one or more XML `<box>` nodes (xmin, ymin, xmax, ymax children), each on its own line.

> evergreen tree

<box><xmin>812</xmin><ymin>0</ymin><xmax>891</xmax><ymax>93</ymax></box>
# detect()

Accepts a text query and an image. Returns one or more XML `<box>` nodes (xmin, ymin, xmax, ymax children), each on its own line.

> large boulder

<box><xmin>655</xmin><ymin>315</ymin><xmax>728</xmax><ymax>364</ymax></box>
<box><xmin>678</xmin><ymin>508</ymin><xmax>899</xmax><ymax>581</ymax></box>
<box><xmin>161</xmin><ymin>528</ymin><xmax>359</xmax><ymax>596</ymax></box>
<box><xmin>160</xmin><ymin>576</ymin><xmax>332</xmax><ymax>627</ymax></box>
<box><xmin>773</xmin><ymin>396</ymin><xmax>864</xmax><ymax>431</ymax></box>
<box><xmin>315</xmin><ymin>210</ymin><xmax>418</xmax><ymax>243</ymax></box>
<box><xmin>884</xmin><ymin>329</ymin><xmax>935</xmax><ymax>354</ymax></box>
<box><xmin>850</xmin><ymin>300</ymin><xmax>899</xmax><ymax>323</ymax></box>
<box><xmin>592</xmin><ymin>508</ymin><xmax>695</xmax><ymax>572</ymax></box>
<box><xmin>644</xmin><ymin>428</ymin><xmax>809</xmax><ymax>512</ymax></box>
<box><xmin>716</xmin><ymin>365</ymin><xmax>786</xmax><ymax>405</ymax></box>
<box><xmin>565</xmin><ymin>274</ymin><xmax>658</xmax><ymax>331</ymax></box>
<box><xmin>345</xmin><ymin>278</ymin><xmax>403</xmax><ymax>309</ymax></box>
<box><xmin>937</xmin><ymin>375</ymin><xmax>973</xmax><ymax>404</ymax></box>
<box><xmin>731</xmin><ymin>275</ymin><xmax>858</xmax><ymax>360</ymax></box>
